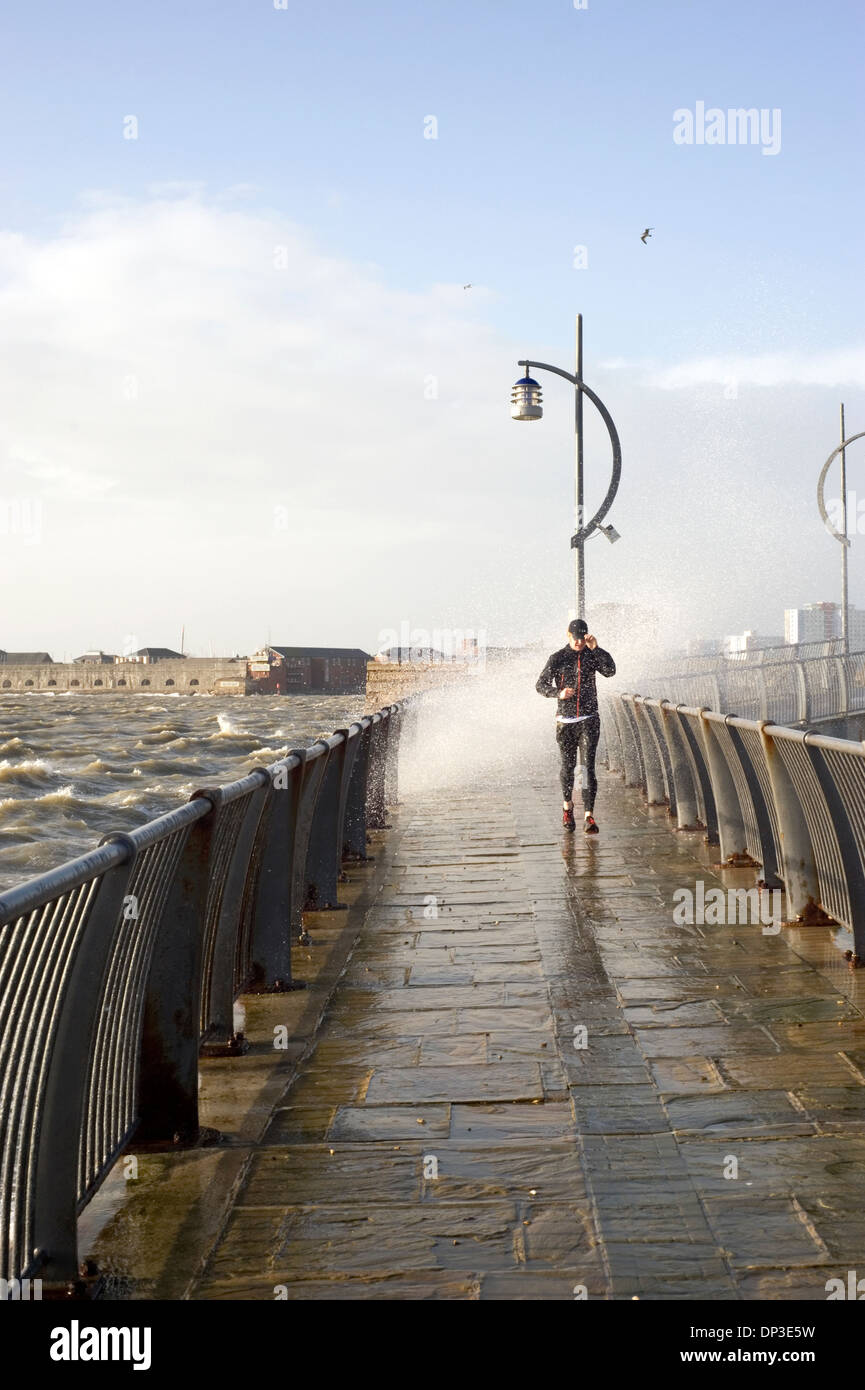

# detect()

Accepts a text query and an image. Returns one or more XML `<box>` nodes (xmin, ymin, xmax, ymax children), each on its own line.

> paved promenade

<box><xmin>86</xmin><ymin>759</ymin><xmax>865</xmax><ymax>1300</ymax></box>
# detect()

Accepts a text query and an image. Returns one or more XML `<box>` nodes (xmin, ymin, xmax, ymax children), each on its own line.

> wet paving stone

<box><xmin>721</xmin><ymin>997</ymin><xmax>860</xmax><ymax>1025</ymax></box>
<box><xmin>308</xmin><ymin>1038</ymin><xmax>422</xmax><ymax>1068</ymax></box>
<box><xmin>771</xmin><ymin>1020</ymin><xmax>865</xmax><ymax>1050</ymax></box>
<box><xmin>730</xmin><ymin>969</ymin><xmax>840</xmax><ymax>998</ymax></box>
<box><xmin>520</xmin><ymin>1204</ymin><xmax>599</xmax><ymax>1264</ymax></box>
<box><xmin>564</xmin><ymin>1061</ymin><xmax>655</xmax><ymax>1086</ymax></box>
<box><xmin>328</xmin><ymin>1104</ymin><xmax>451</xmax><ymax>1140</ymax></box>
<box><xmin>592</xmin><ymin>1191</ymin><xmax>711</xmax><ymax>1243</ymax></box>
<box><xmin>198</xmin><ymin>1271</ymin><xmax>482</xmax><ymax>1300</ymax></box>
<box><xmin>450</xmin><ymin>944</ymin><xmax>542</xmax><ymax>964</ymax></box>
<box><xmin>792</xmin><ymin>1192</ymin><xmax>865</xmax><ymax>1262</ymax></box>
<box><xmin>327</xmin><ymin>1008</ymin><xmax>458</xmax><ymax>1037</ymax></box>
<box><xmin>702</xmin><ymin>1196</ymin><xmax>831</xmax><ymax>1267</ymax></box>
<box><xmin>478</xmin><ymin>1029</ymin><xmax>556</xmax><ymax>1058</ymax></box>
<box><xmin>282</xmin><ymin>1066</ymin><xmax>372</xmax><ymax>1106</ymax></box>
<box><xmin>417</xmin><ymin>1141</ymin><xmax>587</xmax><ymax>1201</ymax></box>
<box><xmin>717</xmin><ymin>1053</ymin><xmax>862</xmax><ymax>1089</ymax></box>
<box><xmin>463</xmin><ymin>962</ymin><xmax>545</xmax><ymax>983</ymax></box>
<box><xmin>240</xmin><ymin>1146</ymin><xmax>422</xmax><ymax>1205</ymax></box>
<box><xmin>735</xmin><ymin>1268</ymin><xmax>836</xmax><ymax>1300</ymax></box>
<box><xmin>624</xmin><ymin>1000</ymin><xmax>725</xmax><ymax>1027</ymax></box>
<box><xmin>634</xmin><ymin>1024</ymin><xmax>782</xmax><ymax>1057</ymax></box>
<box><xmin>604</xmin><ymin>1242</ymin><xmax>736</xmax><ymax>1291</ymax></box>
<box><xmin>263</xmin><ymin>1106</ymin><xmax>337</xmax><ymax>1145</ymax></box>
<box><xmin>649</xmin><ymin>1058</ymin><xmax>726</xmax><ymax>1093</ymax></box>
<box><xmin>406</xmin><ymin>967</ymin><xmax>476</xmax><ymax>986</ymax></box>
<box><xmin>449</xmin><ymin>1102</ymin><xmax>576</xmax><ymax>1142</ymax></box>
<box><xmin>269</xmin><ymin>1203</ymin><xmax>524</xmax><ymax>1274</ymax></box>
<box><xmin>617</xmin><ymin>977</ymin><xmax>749</xmax><ymax>1002</ymax></box>
<box><xmin>677</xmin><ymin>1135</ymin><xmax>865</xmax><ymax>1195</ymax></box>
<box><xmin>458</xmin><ymin>1005</ymin><xmax>551</xmax><ymax>1032</ymax></box>
<box><xmin>573</xmin><ymin>1102</ymin><xmax>670</xmax><ymax>1135</ymax></box>
<box><xmin>553</xmin><ymin>1007</ymin><xmax>632</xmax><ymax>1036</ymax></box>
<box><xmin>365</xmin><ymin>1063</ymin><xmax>544</xmax><ymax>1104</ymax></box>
<box><xmin>664</xmin><ymin>1091</ymin><xmax>815</xmax><ymax>1138</ymax></box>
<box><xmin>354</xmin><ymin>984</ymin><xmax>508</xmax><ymax>1011</ymax></box>
<box><xmin>563</xmin><ymin>1033</ymin><xmax>645</xmax><ymax>1064</ymax></box>
<box><xmin>418</xmin><ymin>1036</ymin><xmax>488</xmax><ymax>1065</ymax></box>
<box><xmin>478</xmin><ymin>1268</ymin><xmax>608</xmax><ymax>1299</ymax></box>
<box><xmin>793</xmin><ymin>1085</ymin><xmax>865</xmax><ymax>1130</ymax></box>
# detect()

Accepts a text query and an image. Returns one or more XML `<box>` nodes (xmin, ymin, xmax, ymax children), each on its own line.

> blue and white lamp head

<box><xmin>510</xmin><ymin>374</ymin><xmax>543</xmax><ymax>421</ymax></box>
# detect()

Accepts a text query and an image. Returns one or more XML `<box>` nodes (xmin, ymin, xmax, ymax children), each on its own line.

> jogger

<box><xmin>536</xmin><ymin>618</ymin><xmax>616</xmax><ymax>832</ymax></box>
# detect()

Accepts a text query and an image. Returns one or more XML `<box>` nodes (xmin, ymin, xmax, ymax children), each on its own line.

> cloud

<box><xmin>1</xmin><ymin>188</ymin><xmax>864</xmax><ymax>659</ymax></box>
<box><xmin>610</xmin><ymin>349</ymin><xmax>865</xmax><ymax>391</ymax></box>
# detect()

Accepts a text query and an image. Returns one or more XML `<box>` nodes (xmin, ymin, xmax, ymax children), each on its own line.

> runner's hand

<box><xmin>585</xmin><ymin>635</ymin><xmax>598</xmax><ymax>649</ymax></box>
<box><xmin>559</xmin><ymin>687</ymin><xmax>576</xmax><ymax>699</ymax></box>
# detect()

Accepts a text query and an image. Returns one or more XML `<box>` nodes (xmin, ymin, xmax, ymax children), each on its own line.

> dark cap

<box><xmin>568</xmin><ymin>618</ymin><xmax>588</xmax><ymax>638</ymax></box>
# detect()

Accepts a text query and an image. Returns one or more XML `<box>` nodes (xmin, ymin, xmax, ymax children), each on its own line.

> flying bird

<box><xmin>640</xmin><ymin>228</ymin><xmax>653</xmax><ymax>244</ymax></box>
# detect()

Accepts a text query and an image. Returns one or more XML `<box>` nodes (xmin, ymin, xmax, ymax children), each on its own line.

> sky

<box><xmin>0</xmin><ymin>0</ymin><xmax>863</xmax><ymax>662</ymax></box>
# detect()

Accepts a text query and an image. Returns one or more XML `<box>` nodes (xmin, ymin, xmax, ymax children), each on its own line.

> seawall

<box><xmin>0</xmin><ymin>659</ymin><xmax>250</xmax><ymax>695</ymax></box>
<box><xmin>364</xmin><ymin>659</ymin><xmax>469</xmax><ymax>711</ymax></box>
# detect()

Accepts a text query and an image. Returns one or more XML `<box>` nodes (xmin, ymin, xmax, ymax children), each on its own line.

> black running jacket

<box><xmin>536</xmin><ymin>643</ymin><xmax>616</xmax><ymax>719</ymax></box>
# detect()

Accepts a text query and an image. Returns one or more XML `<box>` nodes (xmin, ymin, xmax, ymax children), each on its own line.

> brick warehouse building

<box><xmin>248</xmin><ymin>646</ymin><xmax>370</xmax><ymax>695</ymax></box>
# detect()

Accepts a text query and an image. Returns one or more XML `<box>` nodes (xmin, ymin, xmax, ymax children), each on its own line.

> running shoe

<box><xmin>584</xmin><ymin>814</ymin><xmax>599</xmax><ymax>834</ymax></box>
<box><xmin>562</xmin><ymin>807</ymin><xmax>576</xmax><ymax>832</ymax></box>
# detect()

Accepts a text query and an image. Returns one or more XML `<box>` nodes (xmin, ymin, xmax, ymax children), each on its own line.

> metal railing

<box><xmin>656</xmin><ymin>638</ymin><xmax>846</xmax><ymax>673</ymax></box>
<box><xmin>634</xmin><ymin>649</ymin><xmax>865</xmax><ymax>725</ymax></box>
<box><xmin>602</xmin><ymin>692</ymin><xmax>865</xmax><ymax>957</ymax></box>
<box><xmin>0</xmin><ymin>703</ymin><xmax>405</xmax><ymax>1287</ymax></box>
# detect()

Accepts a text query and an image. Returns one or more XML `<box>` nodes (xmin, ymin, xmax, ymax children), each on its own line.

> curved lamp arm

<box><xmin>817</xmin><ymin>431</ymin><xmax>865</xmax><ymax>546</ymax></box>
<box><xmin>519</xmin><ymin>358</ymin><xmax>622</xmax><ymax>544</ymax></box>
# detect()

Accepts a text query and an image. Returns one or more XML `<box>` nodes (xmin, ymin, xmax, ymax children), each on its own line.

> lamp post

<box><xmin>511</xmin><ymin>314</ymin><xmax>622</xmax><ymax>620</ymax></box>
<box><xmin>816</xmin><ymin>407</ymin><xmax>865</xmax><ymax>656</ymax></box>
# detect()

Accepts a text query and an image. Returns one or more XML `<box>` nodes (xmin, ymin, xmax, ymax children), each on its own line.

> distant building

<box><xmin>123</xmin><ymin>647</ymin><xmax>186</xmax><ymax>664</ymax></box>
<box><xmin>686</xmin><ymin>637</ymin><xmax>725</xmax><ymax>658</ymax></box>
<box><xmin>375</xmin><ymin>646</ymin><xmax>453</xmax><ymax>665</ymax></box>
<box><xmin>784</xmin><ymin>603</ymin><xmax>841</xmax><ymax>644</ymax></box>
<box><xmin>250</xmin><ymin>646</ymin><xmax>370</xmax><ymax>694</ymax></box>
<box><xmin>483</xmin><ymin>644</ymin><xmax>539</xmax><ymax>663</ymax></box>
<box><xmin>724</xmin><ymin>630</ymin><xmax>785</xmax><ymax>655</ymax></box>
<box><xmin>74</xmin><ymin>650</ymin><xmax>117</xmax><ymax>664</ymax></box>
<box><xmin>0</xmin><ymin>650</ymin><xmax>53</xmax><ymax>664</ymax></box>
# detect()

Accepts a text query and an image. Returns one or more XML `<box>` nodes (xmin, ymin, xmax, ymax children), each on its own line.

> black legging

<box><xmin>556</xmin><ymin>714</ymin><xmax>600</xmax><ymax>810</ymax></box>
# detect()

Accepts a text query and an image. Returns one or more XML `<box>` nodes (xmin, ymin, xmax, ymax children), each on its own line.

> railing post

<box><xmin>304</xmin><ymin>738</ymin><xmax>348</xmax><ymax>912</ymax></box>
<box><xmin>384</xmin><ymin>704</ymin><xmax>401</xmax><ymax>806</ymax></box>
<box><xmin>674</xmin><ymin>708</ymin><xmax>719</xmax><ymax>843</ymax></box>
<box><xmin>631</xmin><ymin>698</ymin><xmax>666</xmax><ymax>805</ymax></box>
<box><xmin>366</xmin><ymin>713</ymin><xmax>390</xmax><ymax>830</ymax></box>
<box><xmin>343</xmin><ymin>717</ymin><xmax>373</xmax><ymax>860</ymax></box>
<box><xmin>640</xmin><ymin>700</ymin><xmax>677</xmax><ymax>817</ymax></box>
<box><xmin>135</xmin><ymin>795</ymin><xmax>218</xmax><ymax>1144</ymax></box>
<box><xmin>726</xmin><ymin>723</ymin><xmax>784</xmax><ymax>888</ymax></box>
<box><xmin>602</xmin><ymin>697</ymin><xmax>624</xmax><ymax>773</ymax></box>
<box><xmin>199</xmin><ymin>774</ymin><xmax>270</xmax><ymax>1053</ymax></box>
<box><xmin>699</xmin><ymin>711</ymin><xmax>753</xmax><ymax>866</ymax></box>
<box><xmin>838</xmin><ymin>657</ymin><xmax>849</xmax><ymax>719</ymax></box>
<box><xmin>289</xmin><ymin>743</ymin><xmax>332</xmax><ymax>946</ymax></box>
<box><xmin>759</xmin><ymin>726</ymin><xmax>827</xmax><ymax>923</ymax></box>
<box><xmin>615</xmin><ymin>696</ymin><xmax>644</xmax><ymax>788</ymax></box>
<box><xmin>659</xmin><ymin>701</ymin><xmax>700</xmax><ymax>829</ymax></box>
<box><xmin>248</xmin><ymin>763</ymin><xmax>298</xmax><ymax>990</ymax></box>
